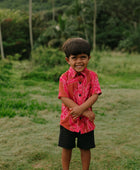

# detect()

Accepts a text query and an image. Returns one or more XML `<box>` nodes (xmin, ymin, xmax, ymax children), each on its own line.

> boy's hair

<box><xmin>62</xmin><ymin>38</ymin><xmax>91</xmax><ymax>58</ymax></box>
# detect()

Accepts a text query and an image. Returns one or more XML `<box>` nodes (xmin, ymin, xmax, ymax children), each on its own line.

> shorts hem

<box><xmin>77</xmin><ymin>145</ymin><xmax>96</xmax><ymax>150</ymax></box>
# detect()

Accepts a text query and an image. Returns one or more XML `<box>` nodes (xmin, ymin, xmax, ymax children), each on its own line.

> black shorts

<box><xmin>58</xmin><ymin>126</ymin><xmax>95</xmax><ymax>150</ymax></box>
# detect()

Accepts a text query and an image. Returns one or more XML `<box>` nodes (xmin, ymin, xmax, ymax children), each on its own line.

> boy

<box><xmin>58</xmin><ymin>38</ymin><xmax>102</xmax><ymax>170</ymax></box>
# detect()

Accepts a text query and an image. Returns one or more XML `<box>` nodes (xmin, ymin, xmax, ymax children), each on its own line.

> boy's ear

<box><xmin>65</xmin><ymin>57</ymin><xmax>70</xmax><ymax>64</ymax></box>
<box><xmin>88</xmin><ymin>56</ymin><xmax>91</xmax><ymax>60</ymax></box>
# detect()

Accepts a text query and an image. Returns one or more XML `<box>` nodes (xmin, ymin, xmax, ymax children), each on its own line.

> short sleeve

<box><xmin>58</xmin><ymin>76</ymin><xmax>69</xmax><ymax>99</ymax></box>
<box><xmin>90</xmin><ymin>72</ymin><xmax>102</xmax><ymax>95</ymax></box>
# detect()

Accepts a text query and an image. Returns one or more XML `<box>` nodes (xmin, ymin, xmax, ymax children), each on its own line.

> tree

<box><xmin>0</xmin><ymin>23</ymin><xmax>4</xmax><ymax>59</ymax></box>
<box><xmin>29</xmin><ymin>0</ymin><xmax>33</xmax><ymax>50</ymax></box>
<box><xmin>52</xmin><ymin>0</ymin><xmax>55</xmax><ymax>21</ymax></box>
<box><xmin>80</xmin><ymin>0</ymin><xmax>88</xmax><ymax>41</ymax></box>
<box><xmin>93</xmin><ymin>0</ymin><xmax>96</xmax><ymax>51</ymax></box>
<box><xmin>0</xmin><ymin>10</ymin><xmax>8</xmax><ymax>60</ymax></box>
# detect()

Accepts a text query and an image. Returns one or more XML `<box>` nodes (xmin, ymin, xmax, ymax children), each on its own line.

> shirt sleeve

<box><xmin>58</xmin><ymin>76</ymin><xmax>69</xmax><ymax>99</ymax></box>
<box><xmin>90</xmin><ymin>72</ymin><xmax>102</xmax><ymax>95</ymax></box>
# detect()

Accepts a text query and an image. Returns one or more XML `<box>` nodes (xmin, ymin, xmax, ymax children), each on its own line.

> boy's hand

<box><xmin>82</xmin><ymin>110</ymin><xmax>95</xmax><ymax>122</ymax></box>
<box><xmin>70</xmin><ymin>106</ymin><xmax>83</xmax><ymax>119</ymax></box>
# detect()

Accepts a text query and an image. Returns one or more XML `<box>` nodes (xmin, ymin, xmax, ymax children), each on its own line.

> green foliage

<box><xmin>0</xmin><ymin>9</ymin><xmax>30</xmax><ymax>59</ymax></box>
<box><xmin>118</xmin><ymin>25</ymin><xmax>140</xmax><ymax>52</ymax></box>
<box><xmin>31</xmin><ymin>46</ymin><xmax>66</xmax><ymax>69</ymax></box>
<box><xmin>22</xmin><ymin>65</ymin><xmax>68</xmax><ymax>82</ymax></box>
<box><xmin>0</xmin><ymin>60</ymin><xmax>13</xmax><ymax>88</ymax></box>
<box><xmin>0</xmin><ymin>93</ymin><xmax>47</xmax><ymax>118</ymax></box>
<box><xmin>0</xmin><ymin>0</ymin><xmax>72</xmax><ymax>12</ymax></box>
<box><xmin>34</xmin><ymin>20</ymin><xmax>60</xmax><ymax>48</ymax></box>
<box><xmin>22</xmin><ymin>46</ymin><xmax>68</xmax><ymax>82</ymax></box>
<box><xmin>22</xmin><ymin>47</ymin><xmax>68</xmax><ymax>82</ymax></box>
<box><xmin>7</xmin><ymin>53</ymin><xmax>21</xmax><ymax>60</ymax></box>
<box><xmin>0</xmin><ymin>0</ymin><xmax>140</xmax><ymax>58</ymax></box>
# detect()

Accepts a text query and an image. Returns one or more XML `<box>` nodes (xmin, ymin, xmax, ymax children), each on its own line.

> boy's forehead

<box><xmin>70</xmin><ymin>53</ymin><xmax>88</xmax><ymax>57</ymax></box>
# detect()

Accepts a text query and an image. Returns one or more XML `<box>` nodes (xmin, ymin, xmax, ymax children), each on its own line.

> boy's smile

<box><xmin>65</xmin><ymin>54</ymin><xmax>90</xmax><ymax>72</ymax></box>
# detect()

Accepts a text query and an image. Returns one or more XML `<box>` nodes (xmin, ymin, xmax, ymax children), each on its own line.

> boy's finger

<box><xmin>73</xmin><ymin>115</ymin><xmax>77</xmax><ymax>119</ymax></box>
<box><xmin>69</xmin><ymin>108</ymin><xmax>73</xmax><ymax>114</ymax></box>
<box><xmin>70</xmin><ymin>110</ymin><xmax>73</xmax><ymax>114</ymax></box>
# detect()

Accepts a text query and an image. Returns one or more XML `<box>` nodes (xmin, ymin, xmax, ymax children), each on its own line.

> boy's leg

<box><xmin>80</xmin><ymin>149</ymin><xmax>91</xmax><ymax>170</ymax></box>
<box><xmin>62</xmin><ymin>148</ymin><xmax>72</xmax><ymax>170</ymax></box>
<box><xmin>77</xmin><ymin>131</ymin><xmax>95</xmax><ymax>170</ymax></box>
<box><xmin>58</xmin><ymin>126</ymin><xmax>76</xmax><ymax>169</ymax></box>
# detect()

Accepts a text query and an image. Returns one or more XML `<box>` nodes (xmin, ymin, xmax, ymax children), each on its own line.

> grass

<box><xmin>0</xmin><ymin>51</ymin><xmax>140</xmax><ymax>169</ymax></box>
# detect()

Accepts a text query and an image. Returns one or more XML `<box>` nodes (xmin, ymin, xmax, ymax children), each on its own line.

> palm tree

<box><xmin>52</xmin><ymin>0</ymin><xmax>55</xmax><ymax>21</ymax></box>
<box><xmin>0</xmin><ymin>23</ymin><xmax>4</xmax><ymax>59</ymax></box>
<box><xmin>0</xmin><ymin>10</ymin><xmax>5</xmax><ymax>60</ymax></box>
<box><xmin>29</xmin><ymin>0</ymin><xmax>33</xmax><ymax>50</ymax></box>
<box><xmin>93</xmin><ymin>0</ymin><xmax>96</xmax><ymax>51</ymax></box>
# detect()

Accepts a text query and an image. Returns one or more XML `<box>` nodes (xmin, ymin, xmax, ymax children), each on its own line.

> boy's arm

<box><xmin>60</xmin><ymin>97</ymin><xmax>87</xmax><ymax>119</ymax></box>
<box><xmin>70</xmin><ymin>93</ymin><xmax>98</xmax><ymax>118</ymax></box>
<box><xmin>61</xmin><ymin>97</ymin><xmax>77</xmax><ymax>108</ymax></box>
<box><xmin>82</xmin><ymin>110</ymin><xmax>95</xmax><ymax>122</ymax></box>
<box><xmin>61</xmin><ymin>93</ymin><xmax>98</xmax><ymax>119</ymax></box>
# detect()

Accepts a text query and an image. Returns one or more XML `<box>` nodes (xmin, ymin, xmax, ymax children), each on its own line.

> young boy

<box><xmin>58</xmin><ymin>38</ymin><xmax>102</xmax><ymax>170</ymax></box>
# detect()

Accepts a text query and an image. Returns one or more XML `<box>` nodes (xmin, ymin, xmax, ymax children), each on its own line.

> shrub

<box><xmin>22</xmin><ymin>47</ymin><xmax>68</xmax><ymax>82</ymax></box>
<box><xmin>22</xmin><ymin>65</ymin><xmax>68</xmax><ymax>82</ymax></box>
<box><xmin>7</xmin><ymin>53</ymin><xmax>21</xmax><ymax>60</ymax></box>
<box><xmin>118</xmin><ymin>25</ymin><xmax>140</xmax><ymax>52</ymax></box>
<box><xmin>0</xmin><ymin>61</ymin><xmax>13</xmax><ymax>88</ymax></box>
<box><xmin>31</xmin><ymin>46</ymin><xmax>66</xmax><ymax>70</ymax></box>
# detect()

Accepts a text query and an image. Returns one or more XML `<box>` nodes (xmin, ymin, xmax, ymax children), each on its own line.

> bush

<box><xmin>31</xmin><ymin>46</ymin><xmax>66</xmax><ymax>70</ymax></box>
<box><xmin>0</xmin><ymin>61</ymin><xmax>13</xmax><ymax>88</ymax></box>
<box><xmin>22</xmin><ymin>46</ymin><xmax>68</xmax><ymax>82</ymax></box>
<box><xmin>22</xmin><ymin>65</ymin><xmax>68</xmax><ymax>82</ymax></box>
<box><xmin>7</xmin><ymin>53</ymin><xmax>21</xmax><ymax>61</ymax></box>
<box><xmin>118</xmin><ymin>25</ymin><xmax>140</xmax><ymax>52</ymax></box>
<box><xmin>1</xmin><ymin>10</ymin><xmax>31</xmax><ymax>59</ymax></box>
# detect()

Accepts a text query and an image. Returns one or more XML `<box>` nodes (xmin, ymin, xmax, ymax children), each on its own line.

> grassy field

<box><xmin>0</xmin><ymin>51</ymin><xmax>140</xmax><ymax>170</ymax></box>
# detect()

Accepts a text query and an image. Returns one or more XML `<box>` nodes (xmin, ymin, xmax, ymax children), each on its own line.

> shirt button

<box><xmin>79</xmin><ymin>81</ymin><xmax>81</xmax><ymax>84</ymax></box>
<box><xmin>79</xmin><ymin>94</ymin><xmax>81</xmax><ymax>96</ymax></box>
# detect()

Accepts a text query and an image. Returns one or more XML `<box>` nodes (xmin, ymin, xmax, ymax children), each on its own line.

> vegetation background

<box><xmin>0</xmin><ymin>0</ymin><xmax>140</xmax><ymax>59</ymax></box>
<box><xmin>0</xmin><ymin>0</ymin><xmax>140</xmax><ymax>170</ymax></box>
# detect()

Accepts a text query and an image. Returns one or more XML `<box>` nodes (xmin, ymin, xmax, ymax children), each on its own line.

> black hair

<box><xmin>62</xmin><ymin>38</ymin><xmax>91</xmax><ymax>58</ymax></box>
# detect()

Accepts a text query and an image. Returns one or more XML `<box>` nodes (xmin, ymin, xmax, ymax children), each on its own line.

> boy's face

<box><xmin>65</xmin><ymin>53</ymin><xmax>90</xmax><ymax>72</ymax></box>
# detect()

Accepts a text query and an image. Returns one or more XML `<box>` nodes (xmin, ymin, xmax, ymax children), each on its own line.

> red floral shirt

<box><xmin>58</xmin><ymin>67</ymin><xmax>102</xmax><ymax>134</ymax></box>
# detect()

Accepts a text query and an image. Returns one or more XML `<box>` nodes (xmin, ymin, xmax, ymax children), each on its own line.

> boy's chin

<box><xmin>75</xmin><ymin>68</ymin><xmax>85</xmax><ymax>72</ymax></box>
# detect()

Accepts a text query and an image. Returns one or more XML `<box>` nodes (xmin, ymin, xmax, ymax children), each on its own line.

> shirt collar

<box><xmin>69</xmin><ymin>67</ymin><xmax>87</xmax><ymax>78</ymax></box>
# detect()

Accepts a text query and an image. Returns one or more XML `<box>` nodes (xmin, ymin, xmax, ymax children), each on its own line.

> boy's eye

<box><xmin>71</xmin><ymin>55</ymin><xmax>88</xmax><ymax>60</ymax></box>
<box><xmin>81</xmin><ymin>56</ymin><xmax>87</xmax><ymax>59</ymax></box>
<box><xmin>71</xmin><ymin>56</ymin><xmax>77</xmax><ymax>60</ymax></box>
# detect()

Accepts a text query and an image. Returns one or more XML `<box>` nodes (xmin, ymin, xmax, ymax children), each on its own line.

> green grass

<box><xmin>89</xmin><ymin>51</ymin><xmax>140</xmax><ymax>89</ymax></box>
<box><xmin>0</xmin><ymin>51</ymin><xmax>140</xmax><ymax>169</ymax></box>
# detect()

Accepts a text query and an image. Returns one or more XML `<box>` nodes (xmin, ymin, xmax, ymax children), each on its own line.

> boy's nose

<box><xmin>76</xmin><ymin>57</ymin><xmax>82</xmax><ymax>62</ymax></box>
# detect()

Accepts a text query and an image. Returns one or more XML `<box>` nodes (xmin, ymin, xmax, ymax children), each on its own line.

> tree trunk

<box><xmin>93</xmin><ymin>0</ymin><xmax>96</xmax><ymax>51</ymax></box>
<box><xmin>80</xmin><ymin>0</ymin><xmax>88</xmax><ymax>41</ymax></box>
<box><xmin>0</xmin><ymin>24</ymin><xmax>5</xmax><ymax>60</ymax></box>
<box><xmin>52</xmin><ymin>0</ymin><xmax>55</xmax><ymax>21</ymax></box>
<box><xmin>29</xmin><ymin>0</ymin><xmax>33</xmax><ymax>51</ymax></box>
